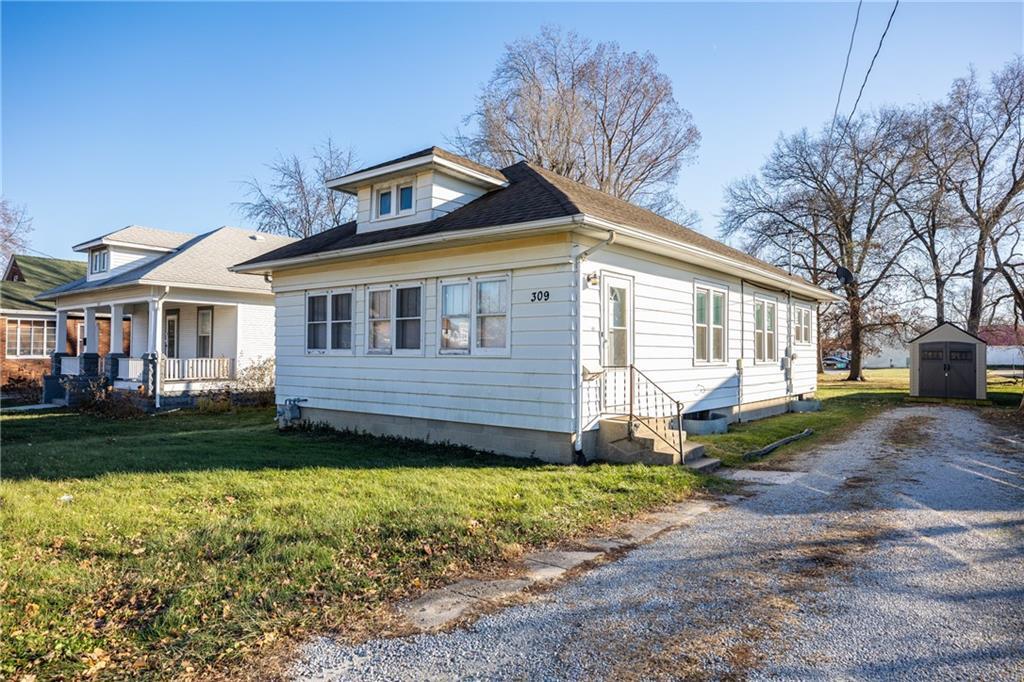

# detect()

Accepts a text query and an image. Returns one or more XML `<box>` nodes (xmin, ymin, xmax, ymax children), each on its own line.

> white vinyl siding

<box><xmin>271</xmin><ymin>235</ymin><xmax>576</xmax><ymax>434</ymax></box>
<box><xmin>579</xmin><ymin>241</ymin><xmax>815</xmax><ymax>429</ymax></box>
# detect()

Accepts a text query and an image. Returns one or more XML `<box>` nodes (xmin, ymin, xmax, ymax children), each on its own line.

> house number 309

<box><xmin>530</xmin><ymin>290</ymin><xmax>551</xmax><ymax>302</ymax></box>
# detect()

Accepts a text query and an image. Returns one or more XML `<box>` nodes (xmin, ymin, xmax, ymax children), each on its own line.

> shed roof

<box><xmin>909</xmin><ymin>321</ymin><xmax>987</xmax><ymax>345</ymax></box>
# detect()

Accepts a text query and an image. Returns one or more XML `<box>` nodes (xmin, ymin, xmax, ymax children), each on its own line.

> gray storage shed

<box><xmin>909</xmin><ymin>322</ymin><xmax>987</xmax><ymax>400</ymax></box>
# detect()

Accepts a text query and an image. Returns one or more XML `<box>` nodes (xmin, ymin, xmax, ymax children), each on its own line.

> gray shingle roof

<box><xmin>237</xmin><ymin>161</ymin><xmax>813</xmax><ymax>290</ymax></box>
<box><xmin>39</xmin><ymin>227</ymin><xmax>294</xmax><ymax>299</ymax></box>
<box><xmin>73</xmin><ymin>225</ymin><xmax>195</xmax><ymax>251</ymax></box>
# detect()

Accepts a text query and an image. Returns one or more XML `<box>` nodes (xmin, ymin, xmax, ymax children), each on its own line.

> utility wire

<box><xmin>827</xmin><ymin>0</ymin><xmax>864</xmax><ymax>146</ymax></box>
<box><xmin>846</xmin><ymin>0</ymin><xmax>900</xmax><ymax>122</ymax></box>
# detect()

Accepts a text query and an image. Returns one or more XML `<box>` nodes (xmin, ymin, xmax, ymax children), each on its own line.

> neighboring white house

<box><xmin>234</xmin><ymin>147</ymin><xmax>839</xmax><ymax>464</ymax></box>
<box><xmin>37</xmin><ymin>225</ymin><xmax>294</xmax><ymax>406</ymax></box>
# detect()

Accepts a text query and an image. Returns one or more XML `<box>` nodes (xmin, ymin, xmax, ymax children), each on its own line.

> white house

<box><xmin>234</xmin><ymin>147</ymin><xmax>838</xmax><ymax>464</ymax></box>
<box><xmin>37</xmin><ymin>225</ymin><xmax>294</xmax><ymax>406</ymax></box>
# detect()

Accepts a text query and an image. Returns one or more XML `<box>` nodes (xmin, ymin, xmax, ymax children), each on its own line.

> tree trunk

<box><xmin>966</xmin><ymin>232</ymin><xmax>988</xmax><ymax>333</ymax></box>
<box><xmin>845</xmin><ymin>295</ymin><xmax>866</xmax><ymax>381</ymax></box>
<box><xmin>935</xmin><ymin>280</ymin><xmax>946</xmax><ymax>326</ymax></box>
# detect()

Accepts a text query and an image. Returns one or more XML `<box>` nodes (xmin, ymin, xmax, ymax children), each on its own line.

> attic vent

<box><xmin>250</xmin><ymin>234</ymin><xmax>266</xmax><ymax>241</ymax></box>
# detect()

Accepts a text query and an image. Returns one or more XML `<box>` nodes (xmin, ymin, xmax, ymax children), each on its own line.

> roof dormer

<box><xmin>326</xmin><ymin>147</ymin><xmax>507</xmax><ymax>234</ymax></box>
<box><xmin>72</xmin><ymin>225</ymin><xmax>193</xmax><ymax>282</ymax></box>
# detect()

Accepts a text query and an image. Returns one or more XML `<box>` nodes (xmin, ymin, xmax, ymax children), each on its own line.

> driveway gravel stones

<box><xmin>292</xmin><ymin>406</ymin><xmax>1024</xmax><ymax>681</ymax></box>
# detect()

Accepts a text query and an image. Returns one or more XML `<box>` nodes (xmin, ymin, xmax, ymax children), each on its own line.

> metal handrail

<box><xmin>603</xmin><ymin>364</ymin><xmax>685</xmax><ymax>457</ymax></box>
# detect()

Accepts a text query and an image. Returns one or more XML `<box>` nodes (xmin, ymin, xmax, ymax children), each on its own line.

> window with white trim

<box><xmin>367</xmin><ymin>284</ymin><xmax>422</xmax><ymax>353</ymax></box>
<box><xmin>794</xmin><ymin>307</ymin><xmax>812</xmax><ymax>344</ymax></box>
<box><xmin>90</xmin><ymin>248</ymin><xmax>109</xmax><ymax>274</ymax></box>
<box><xmin>306</xmin><ymin>290</ymin><xmax>354</xmax><ymax>353</ymax></box>
<box><xmin>5</xmin><ymin>318</ymin><xmax>57</xmax><ymax>357</ymax></box>
<box><xmin>754</xmin><ymin>298</ymin><xmax>777</xmax><ymax>362</ymax></box>
<box><xmin>373</xmin><ymin>179</ymin><xmax>416</xmax><ymax>220</ymax></box>
<box><xmin>197</xmin><ymin>307</ymin><xmax>214</xmax><ymax>357</ymax></box>
<box><xmin>694</xmin><ymin>285</ymin><xmax>726</xmax><ymax>363</ymax></box>
<box><xmin>439</xmin><ymin>274</ymin><xmax>510</xmax><ymax>355</ymax></box>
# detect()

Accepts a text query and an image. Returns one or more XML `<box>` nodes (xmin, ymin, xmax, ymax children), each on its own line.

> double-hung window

<box><xmin>90</xmin><ymin>248</ymin><xmax>109</xmax><ymax>274</ymax></box>
<box><xmin>794</xmin><ymin>307</ymin><xmax>812</xmax><ymax>344</ymax></box>
<box><xmin>5</xmin><ymin>319</ymin><xmax>56</xmax><ymax>357</ymax></box>
<box><xmin>306</xmin><ymin>290</ymin><xmax>354</xmax><ymax>353</ymax></box>
<box><xmin>367</xmin><ymin>284</ymin><xmax>422</xmax><ymax>354</ymax></box>
<box><xmin>197</xmin><ymin>307</ymin><xmax>214</xmax><ymax>357</ymax></box>
<box><xmin>754</xmin><ymin>298</ymin><xmax>777</xmax><ymax>362</ymax></box>
<box><xmin>694</xmin><ymin>285</ymin><xmax>726</xmax><ymax>363</ymax></box>
<box><xmin>439</xmin><ymin>275</ymin><xmax>510</xmax><ymax>355</ymax></box>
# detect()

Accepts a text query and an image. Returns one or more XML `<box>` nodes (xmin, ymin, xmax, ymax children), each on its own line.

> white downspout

<box><xmin>573</xmin><ymin>230</ymin><xmax>616</xmax><ymax>458</ymax></box>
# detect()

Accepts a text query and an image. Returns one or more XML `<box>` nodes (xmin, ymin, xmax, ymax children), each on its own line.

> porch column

<box><xmin>142</xmin><ymin>297</ymin><xmax>164</xmax><ymax>407</ymax></box>
<box><xmin>55</xmin><ymin>309</ymin><xmax>69</xmax><ymax>355</ymax></box>
<box><xmin>81</xmin><ymin>306</ymin><xmax>100</xmax><ymax>377</ymax></box>
<box><xmin>109</xmin><ymin>304</ymin><xmax>124</xmax><ymax>354</ymax></box>
<box><xmin>84</xmin><ymin>306</ymin><xmax>99</xmax><ymax>354</ymax></box>
<box><xmin>106</xmin><ymin>304</ymin><xmax>126</xmax><ymax>383</ymax></box>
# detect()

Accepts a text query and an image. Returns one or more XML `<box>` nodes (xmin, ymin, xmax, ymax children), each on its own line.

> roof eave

<box><xmin>326</xmin><ymin>154</ymin><xmax>508</xmax><ymax>194</ymax></box>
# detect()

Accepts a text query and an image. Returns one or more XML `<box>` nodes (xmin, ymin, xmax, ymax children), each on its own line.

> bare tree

<box><xmin>455</xmin><ymin>27</ymin><xmax>701</xmax><ymax>214</ymax></box>
<box><xmin>722</xmin><ymin>113</ymin><xmax>915</xmax><ymax>381</ymax></box>
<box><xmin>878</xmin><ymin>109</ymin><xmax>974</xmax><ymax>325</ymax></box>
<box><xmin>923</xmin><ymin>58</ymin><xmax>1024</xmax><ymax>332</ymax></box>
<box><xmin>238</xmin><ymin>139</ymin><xmax>357</xmax><ymax>239</ymax></box>
<box><xmin>0</xmin><ymin>199</ymin><xmax>33</xmax><ymax>270</ymax></box>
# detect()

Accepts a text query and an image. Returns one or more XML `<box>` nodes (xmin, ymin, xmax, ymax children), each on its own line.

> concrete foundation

<box><xmin>298</xmin><ymin>407</ymin><xmax>576</xmax><ymax>464</ymax></box>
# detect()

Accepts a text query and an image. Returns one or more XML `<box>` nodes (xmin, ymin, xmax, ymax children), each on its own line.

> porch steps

<box><xmin>595</xmin><ymin>416</ymin><xmax>720</xmax><ymax>472</ymax></box>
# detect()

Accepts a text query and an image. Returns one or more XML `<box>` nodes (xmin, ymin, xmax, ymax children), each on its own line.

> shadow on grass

<box><xmin>0</xmin><ymin>408</ymin><xmax>565</xmax><ymax>481</ymax></box>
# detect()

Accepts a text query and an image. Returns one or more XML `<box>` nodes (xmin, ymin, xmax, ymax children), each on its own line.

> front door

<box><xmin>602</xmin><ymin>275</ymin><xmax>633</xmax><ymax>367</ymax></box>
<box><xmin>164</xmin><ymin>312</ymin><xmax>179</xmax><ymax>358</ymax></box>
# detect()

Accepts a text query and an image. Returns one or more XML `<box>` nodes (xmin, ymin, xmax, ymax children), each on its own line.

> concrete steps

<box><xmin>596</xmin><ymin>416</ymin><xmax>721</xmax><ymax>471</ymax></box>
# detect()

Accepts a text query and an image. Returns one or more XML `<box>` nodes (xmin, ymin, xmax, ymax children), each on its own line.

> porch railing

<box><xmin>162</xmin><ymin>357</ymin><xmax>234</xmax><ymax>381</ymax></box>
<box><xmin>117</xmin><ymin>358</ymin><xmax>146</xmax><ymax>382</ymax></box>
<box><xmin>60</xmin><ymin>356</ymin><xmax>81</xmax><ymax>376</ymax></box>
<box><xmin>603</xmin><ymin>365</ymin><xmax>685</xmax><ymax>458</ymax></box>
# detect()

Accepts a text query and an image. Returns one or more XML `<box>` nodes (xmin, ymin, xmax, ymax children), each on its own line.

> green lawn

<box><xmin>0</xmin><ymin>409</ymin><xmax>706</xmax><ymax>680</ymax></box>
<box><xmin>690</xmin><ymin>368</ymin><xmax>1023</xmax><ymax>467</ymax></box>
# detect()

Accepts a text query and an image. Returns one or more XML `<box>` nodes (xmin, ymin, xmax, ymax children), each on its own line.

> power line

<box><xmin>827</xmin><ymin>0</ymin><xmax>864</xmax><ymax>145</ymax></box>
<box><xmin>846</xmin><ymin>0</ymin><xmax>900</xmax><ymax>122</ymax></box>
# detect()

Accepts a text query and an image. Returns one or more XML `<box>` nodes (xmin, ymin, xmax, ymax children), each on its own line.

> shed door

<box><xmin>919</xmin><ymin>341</ymin><xmax>976</xmax><ymax>399</ymax></box>
<box><xmin>947</xmin><ymin>342</ymin><xmax>976</xmax><ymax>399</ymax></box>
<box><xmin>919</xmin><ymin>342</ymin><xmax>947</xmax><ymax>398</ymax></box>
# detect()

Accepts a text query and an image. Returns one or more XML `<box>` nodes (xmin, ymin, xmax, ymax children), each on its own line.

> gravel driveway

<box><xmin>293</xmin><ymin>405</ymin><xmax>1024</xmax><ymax>680</ymax></box>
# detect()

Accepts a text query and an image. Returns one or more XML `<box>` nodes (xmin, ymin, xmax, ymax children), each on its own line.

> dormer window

<box><xmin>373</xmin><ymin>180</ymin><xmax>415</xmax><ymax>220</ymax></box>
<box><xmin>90</xmin><ymin>248</ymin><xmax>109</xmax><ymax>274</ymax></box>
<box><xmin>399</xmin><ymin>184</ymin><xmax>414</xmax><ymax>212</ymax></box>
<box><xmin>376</xmin><ymin>188</ymin><xmax>392</xmax><ymax>218</ymax></box>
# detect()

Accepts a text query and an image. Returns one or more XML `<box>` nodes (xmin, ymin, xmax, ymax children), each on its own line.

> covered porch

<box><xmin>51</xmin><ymin>295</ymin><xmax>240</xmax><ymax>404</ymax></box>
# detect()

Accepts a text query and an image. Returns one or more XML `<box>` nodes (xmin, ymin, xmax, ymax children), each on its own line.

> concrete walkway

<box><xmin>292</xmin><ymin>406</ymin><xmax>1024</xmax><ymax>681</ymax></box>
<box><xmin>1</xmin><ymin>402</ymin><xmax>60</xmax><ymax>412</ymax></box>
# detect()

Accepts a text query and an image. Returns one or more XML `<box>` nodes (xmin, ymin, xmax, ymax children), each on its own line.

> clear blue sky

<box><xmin>3</xmin><ymin>2</ymin><xmax>1021</xmax><ymax>260</ymax></box>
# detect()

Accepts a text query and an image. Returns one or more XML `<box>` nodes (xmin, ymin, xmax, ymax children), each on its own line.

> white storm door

<box><xmin>602</xmin><ymin>275</ymin><xmax>633</xmax><ymax>368</ymax></box>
